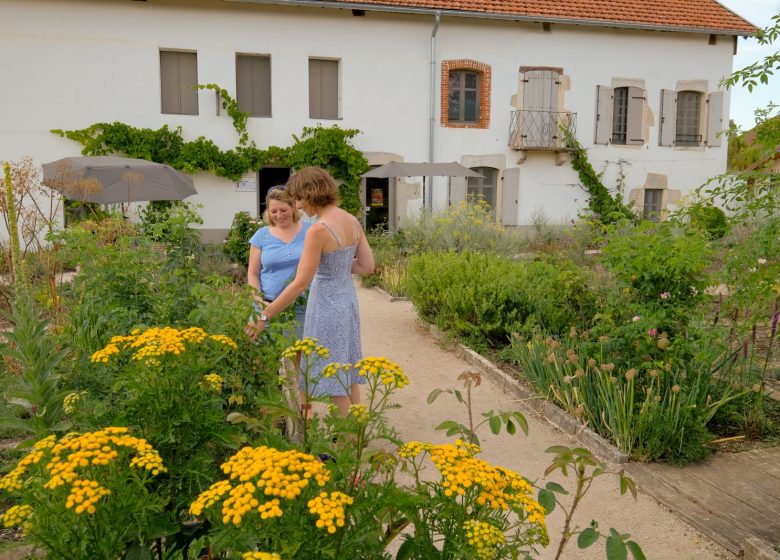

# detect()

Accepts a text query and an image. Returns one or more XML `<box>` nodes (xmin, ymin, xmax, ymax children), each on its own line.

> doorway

<box><xmin>365</xmin><ymin>177</ymin><xmax>390</xmax><ymax>232</ymax></box>
<box><xmin>257</xmin><ymin>167</ymin><xmax>292</xmax><ymax>217</ymax></box>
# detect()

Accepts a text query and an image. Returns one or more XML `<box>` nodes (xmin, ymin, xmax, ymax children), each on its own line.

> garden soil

<box><xmin>358</xmin><ymin>285</ymin><xmax>735</xmax><ymax>560</ymax></box>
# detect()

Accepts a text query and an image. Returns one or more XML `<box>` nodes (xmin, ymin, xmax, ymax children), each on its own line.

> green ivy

<box><xmin>51</xmin><ymin>85</ymin><xmax>369</xmax><ymax>216</ymax></box>
<box><xmin>562</xmin><ymin>128</ymin><xmax>634</xmax><ymax>224</ymax></box>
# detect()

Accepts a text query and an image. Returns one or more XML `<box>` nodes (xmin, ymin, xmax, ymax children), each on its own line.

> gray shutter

<box><xmin>253</xmin><ymin>56</ymin><xmax>271</xmax><ymax>117</ymax></box>
<box><xmin>449</xmin><ymin>176</ymin><xmax>466</xmax><ymax>206</ymax></box>
<box><xmin>523</xmin><ymin>70</ymin><xmax>558</xmax><ymax>147</ymax></box>
<box><xmin>320</xmin><ymin>60</ymin><xmax>339</xmax><ymax>119</ymax></box>
<box><xmin>178</xmin><ymin>52</ymin><xmax>198</xmax><ymax>115</ymax></box>
<box><xmin>626</xmin><ymin>86</ymin><xmax>645</xmax><ymax>145</ymax></box>
<box><xmin>659</xmin><ymin>89</ymin><xmax>677</xmax><ymax>146</ymax></box>
<box><xmin>160</xmin><ymin>51</ymin><xmax>179</xmax><ymax>114</ymax></box>
<box><xmin>501</xmin><ymin>168</ymin><xmax>520</xmax><ymax>225</ymax></box>
<box><xmin>236</xmin><ymin>55</ymin><xmax>253</xmax><ymax>114</ymax></box>
<box><xmin>309</xmin><ymin>59</ymin><xmax>321</xmax><ymax>118</ymax></box>
<box><xmin>706</xmin><ymin>91</ymin><xmax>724</xmax><ymax>147</ymax></box>
<box><xmin>594</xmin><ymin>85</ymin><xmax>613</xmax><ymax>145</ymax></box>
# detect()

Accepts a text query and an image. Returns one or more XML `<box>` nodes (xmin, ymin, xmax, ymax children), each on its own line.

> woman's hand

<box><xmin>245</xmin><ymin>317</ymin><xmax>266</xmax><ymax>340</ymax></box>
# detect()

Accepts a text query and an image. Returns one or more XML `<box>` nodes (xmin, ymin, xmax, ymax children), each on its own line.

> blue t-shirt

<box><xmin>248</xmin><ymin>221</ymin><xmax>311</xmax><ymax>301</ymax></box>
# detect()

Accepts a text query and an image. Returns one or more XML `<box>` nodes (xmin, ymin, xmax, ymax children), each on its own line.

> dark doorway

<box><xmin>365</xmin><ymin>177</ymin><xmax>390</xmax><ymax>232</ymax></box>
<box><xmin>257</xmin><ymin>167</ymin><xmax>292</xmax><ymax>217</ymax></box>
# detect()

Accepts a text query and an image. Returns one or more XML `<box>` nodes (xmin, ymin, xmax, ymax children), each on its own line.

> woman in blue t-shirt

<box><xmin>247</xmin><ymin>186</ymin><xmax>311</xmax><ymax>340</ymax></box>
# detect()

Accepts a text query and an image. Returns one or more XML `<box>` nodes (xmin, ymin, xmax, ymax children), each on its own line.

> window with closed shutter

<box><xmin>236</xmin><ymin>54</ymin><xmax>271</xmax><ymax>117</ymax></box>
<box><xmin>309</xmin><ymin>59</ymin><xmax>339</xmax><ymax>120</ymax></box>
<box><xmin>160</xmin><ymin>51</ymin><xmax>198</xmax><ymax>115</ymax></box>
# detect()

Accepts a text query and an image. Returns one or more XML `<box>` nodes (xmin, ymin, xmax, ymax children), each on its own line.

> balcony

<box><xmin>508</xmin><ymin>110</ymin><xmax>577</xmax><ymax>151</ymax></box>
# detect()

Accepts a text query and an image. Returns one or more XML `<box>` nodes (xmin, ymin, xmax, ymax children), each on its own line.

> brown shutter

<box><xmin>594</xmin><ymin>85</ymin><xmax>613</xmax><ymax>145</ymax></box>
<box><xmin>236</xmin><ymin>55</ymin><xmax>253</xmax><ymax>114</ymax></box>
<box><xmin>253</xmin><ymin>56</ymin><xmax>271</xmax><ymax>117</ymax></box>
<box><xmin>308</xmin><ymin>59</ymin><xmax>321</xmax><ymax>118</ymax></box>
<box><xmin>706</xmin><ymin>91</ymin><xmax>724</xmax><ymax>147</ymax></box>
<box><xmin>659</xmin><ymin>89</ymin><xmax>677</xmax><ymax>146</ymax></box>
<box><xmin>626</xmin><ymin>86</ymin><xmax>645</xmax><ymax>145</ymax></box>
<box><xmin>160</xmin><ymin>51</ymin><xmax>179</xmax><ymax>114</ymax></box>
<box><xmin>320</xmin><ymin>60</ymin><xmax>338</xmax><ymax>119</ymax></box>
<box><xmin>449</xmin><ymin>176</ymin><xmax>466</xmax><ymax>206</ymax></box>
<box><xmin>178</xmin><ymin>52</ymin><xmax>199</xmax><ymax>115</ymax></box>
<box><xmin>501</xmin><ymin>168</ymin><xmax>520</xmax><ymax>225</ymax></box>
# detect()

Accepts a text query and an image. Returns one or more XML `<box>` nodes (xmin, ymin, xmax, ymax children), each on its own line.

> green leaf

<box><xmin>427</xmin><ymin>389</ymin><xmax>442</xmax><ymax>404</ymax></box>
<box><xmin>627</xmin><ymin>541</ymin><xmax>646</xmax><ymax>560</ymax></box>
<box><xmin>506</xmin><ymin>419</ymin><xmax>516</xmax><ymax>435</ymax></box>
<box><xmin>124</xmin><ymin>543</ymin><xmax>152</xmax><ymax>560</ymax></box>
<box><xmin>395</xmin><ymin>538</ymin><xmax>415</xmax><ymax>560</ymax></box>
<box><xmin>435</xmin><ymin>420</ymin><xmax>460</xmax><ymax>431</ymax></box>
<box><xmin>619</xmin><ymin>472</ymin><xmax>638</xmax><ymax>499</ymax></box>
<box><xmin>578</xmin><ymin>527</ymin><xmax>599</xmax><ymax>549</ymax></box>
<box><xmin>545</xmin><ymin>481</ymin><xmax>568</xmax><ymax>494</ymax></box>
<box><xmin>513</xmin><ymin>411</ymin><xmax>529</xmax><ymax>435</ymax></box>
<box><xmin>538</xmin><ymin>489</ymin><xmax>556</xmax><ymax>514</ymax></box>
<box><xmin>545</xmin><ymin>445</ymin><xmax>573</xmax><ymax>454</ymax></box>
<box><xmin>452</xmin><ymin>389</ymin><xmax>464</xmax><ymax>403</ymax></box>
<box><xmin>606</xmin><ymin>536</ymin><xmax>628</xmax><ymax>560</ymax></box>
<box><xmin>488</xmin><ymin>415</ymin><xmax>501</xmax><ymax>434</ymax></box>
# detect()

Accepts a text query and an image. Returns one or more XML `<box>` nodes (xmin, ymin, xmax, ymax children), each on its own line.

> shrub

<box><xmin>224</xmin><ymin>211</ymin><xmax>264</xmax><ymax>265</ymax></box>
<box><xmin>687</xmin><ymin>203</ymin><xmax>729</xmax><ymax>239</ymax></box>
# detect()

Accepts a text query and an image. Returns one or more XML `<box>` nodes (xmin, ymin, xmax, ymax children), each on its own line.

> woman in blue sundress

<box><xmin>245</xmin><ymin>167</ymin><xmax>375</xmax><ymax>416</ymax></box>
<box><xmin>246</xmin><ymin>186</ymin><xmax>311</xmax><ymax>341</ymax></box>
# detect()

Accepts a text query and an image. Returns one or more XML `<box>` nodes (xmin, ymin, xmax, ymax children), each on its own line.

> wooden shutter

<box><xmin>449</xmin><ymin>176</ymin><xmax>466</xmax><ymax>206</ymax></box>
<box><xmin>659</xmin><ymin>89</ymin><xmax>677</xmax><ymax>146</ymax></box>
<box><xmin>237</xmin><ymin>55</ymin><xmax>271</xmax><ymax>117</ymax></box>
<box><xmin>626</xmin><ymin>86</ymin><xmax>645</xmax><ymax>145</ymax></box>
<box><xmin>594</xmin><ymin>85</ymin><xmax>613</xmax><ymax>145</ymax></box>
<box><xmin>309</xmin><ymin>59</ymin><xmax>338</xmax><ymax>119</ymax></box>
<box><xmin>501</xmin><ymin>168</ymin><xmax>520</xmax><ymax>225</ymax></box>
<box><xmin>706</xmin><ymin>91</ymin><xmax>724</xmax><ymax>147</ymax></box>
<box><xmin>523</xmin><ymin>70</ymin><xmax>559</xmax><ymax>147</ymax></box>
<box><xmin>160</xmin><ymin>51</ymin><xmax>198</xmax><ymax>115</ymax></box>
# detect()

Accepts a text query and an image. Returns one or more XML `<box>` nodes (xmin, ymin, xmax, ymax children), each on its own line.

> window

<box><xmin>309</xmin><ymin>59</ymin><xmax>339</xmax><ymax>119</ymax></box>
<box><xmin>467</xmin><ymin>167</ymin><xmax>498</xmax><ymax>209</ymax></box>
<box><xmin>441</xmin><ymin>60</ymin><xmax>491</xmax><ymax>129</ymax></box>
<box><xmin>160</xmin><ymin>51</ymin><xmax>198</xmax><ymax>115</ymax></box>
<box><xmin>236</xmin><ymin>54</ymin><xmax>271</xmax><ymax>117</ymax></box>
<box><xmin>659</xmin><ymin>89</ymin><xmax>723</xmax><ymax>147</ymax></box>
<box><xmin>643</xmin><ymin>188</ymin><xmax>663</xmax><ymax>220</ymax></box>
<box><xmin>595</xmin><ymin>84</ymin><xmax>644</xmax><ymax>145</ymax></box>
<box><xmin>448</xmin><ymin>70</ymin><xmax>480</xmax><ymax>123</ymax></box>
<box><xmin>675</xmin><ymin>91</ymin><xmax>702</xmax><ymax>146</ymax></box>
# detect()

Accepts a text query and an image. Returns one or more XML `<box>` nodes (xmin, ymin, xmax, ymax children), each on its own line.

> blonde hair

<box><xmin>286</xmin><ymin>167</ymin><xmax>339</xmax><ymax>210</ymax></box>
<box><xmin>262</xmin><ymin>186</ymin><xmax>301</xmax><ymax>225</ymax></box>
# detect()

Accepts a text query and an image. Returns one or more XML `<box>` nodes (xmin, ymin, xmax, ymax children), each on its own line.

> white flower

<box><xmin>750</xmin><ymin>267</ymin><xmax>757</xmax><ymax>273</ymax></box>
<box><xmin>758</xmin><ymin>258</ymin><xmax>767</xmax><ymax>265</ymax></box>
<box><xmin>632</xmin><ymin>315</ymin><xmax>641</xmax><ymax>322</ymax></box>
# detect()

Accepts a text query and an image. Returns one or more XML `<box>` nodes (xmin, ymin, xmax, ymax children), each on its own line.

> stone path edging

<box><xmin>370</xmin><ymin>286</ymin><xmax>410</xmax><ymax>303</ymax></box>
<box><xmin>420</xmin><ymin>321</ymin><xmax>630</xmax><ymax>465</ymax></box>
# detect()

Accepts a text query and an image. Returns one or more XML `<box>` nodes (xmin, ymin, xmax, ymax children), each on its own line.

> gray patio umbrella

<box><xmin>41</xmin><ymin>156</ymin><xmax>197</xmax><ymax>204</ymax></box>
<box><xmin>361</xmin><ymin>161</ymin><xmax>483</xmax><ymax>179</ymax></box>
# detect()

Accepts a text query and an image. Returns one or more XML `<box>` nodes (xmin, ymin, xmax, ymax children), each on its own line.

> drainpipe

<box><xmin>427</xmin><ymin>10</ymin><xmax>441</xmax><ymax>211</ymax></box>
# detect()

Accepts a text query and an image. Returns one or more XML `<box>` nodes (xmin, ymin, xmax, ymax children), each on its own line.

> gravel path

<box><xmin>357</xmin><ymin>285</ymin><xmax>735</xmax><ymax>560</ymax></box>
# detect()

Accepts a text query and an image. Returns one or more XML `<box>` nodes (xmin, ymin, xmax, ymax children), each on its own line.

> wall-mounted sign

<box><xmin>236</xmin><ymin>178</ymin><xmax>257</xmax><ymax>192</ymax></box>
<box><xmin>370</xmin><ymin>188</ymin><xmax>385</xmax><ymax>207</ymax></box>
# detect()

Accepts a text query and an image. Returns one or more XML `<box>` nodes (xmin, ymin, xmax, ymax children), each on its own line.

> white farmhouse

<box><xmin>0</xmin><ymin>0</ymin><xmax>756</xmax><ymax>240</ymax></box>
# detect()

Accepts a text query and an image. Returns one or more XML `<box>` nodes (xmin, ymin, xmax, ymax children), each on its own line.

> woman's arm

<box><xmin>262</xmin><ymin>225</ymin><xmax>327</xmax><ymax>320</ymax></box>
<box><xmin>351</xmin><ymin>227</ymin><xmax>375</xmax><ymax>275</ymax></box>
<box><xmin>247</xmin><ymin>245</ymin><xmax>263</xmax><ymax>301</ymax></box>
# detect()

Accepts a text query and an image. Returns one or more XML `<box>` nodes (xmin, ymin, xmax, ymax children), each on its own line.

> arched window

<box><xmin>467</xmin><ymin>167</ymin><xmax>498</xmax><ymax>209</ymax></box>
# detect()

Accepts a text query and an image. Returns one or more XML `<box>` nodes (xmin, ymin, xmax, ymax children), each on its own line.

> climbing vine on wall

<box><xmin>562</xmin><ymin>128</ymin><xmax>634</xmax><ymax>223</ymax></box>
<box><xmin>51</xmin><ymin>86</ymin><xmax>368</xmax><ymax>215</ymax></box>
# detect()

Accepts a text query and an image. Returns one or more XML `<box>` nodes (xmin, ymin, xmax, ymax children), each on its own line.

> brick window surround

<box><xmin>441</xmin><ymin>60</ymin><xmax>491</xmax><ymax>129</ymax></box>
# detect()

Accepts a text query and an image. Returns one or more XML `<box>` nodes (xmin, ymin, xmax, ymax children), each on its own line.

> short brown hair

<box><xmin>286</xmin><ymin>167</ymin><xmax>339</xmax><ymax>209</ymax></box>
<box><xmin>263</xmin><ymin>186</ymin><xmax>301</xmax><ymax>225</ymax></box>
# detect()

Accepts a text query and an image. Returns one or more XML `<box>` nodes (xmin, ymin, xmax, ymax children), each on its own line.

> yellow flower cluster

<box><xmin>397</xmin><ymin>439</ymin><xmax>546</xmax><ymax>535</ymax></box>
<box><xmin>65</xmin><ymin>479</ymin><xmax>111</xmax><ymax>515</ymax></box>
<box><xmin>90</xmin><ymin>327</ymin><xmax>236</xmax><ymax>363</ymax></box>
<box><xmin>203</xmin><ymin>373</ymin><xmax>224</xmax><ymax>393</ymax></box>
<box><xmin>463</xmin><ymin>519</ymin><xmax>506</xmax><ymax>560</ymax></box>
<box><xmin>348</xmin><ymin>404</ymin><xmax>369</xmax><ymax>422</ymax></box>
<box><xmin>308</xmin><ymin>491</ymin><xmax>353</xmax><ymax>534</ymax></box>
<box><xmin>189</xmin><ymin>446</ymin><xmax>330</xmax><ymax>526</ymax></box>
<box><xmin>242</xmin><ymin>553</ymin><xmax>281</xmax><ymax>560</ymax></box>
<box><xmin>282</xmin><ymin>337</ymin><xmax>330</xmax><ymax>361</ymax></box>
<box><xmin>1</xmin><ymin>504</ymin><xmax>33</xmax><ymax>528</ymax></box>
<box><xmin>356</xmin><ymin>357</ymin><xmax>409</xmax><ymax>388</ymax></box>
<box><xmin>0</xmin><ymin>436</ymin><xmax>56</xmax><ymax>492</ymax></box>
<box><xmin>63</xmin><ymin>391</ymin><xmax>86</xmax><ymax>414</ymax></box>
<box><xmin>322</xmin><ymin>362</ymin><xmax>352</xmax><ymax>379</ymax></box>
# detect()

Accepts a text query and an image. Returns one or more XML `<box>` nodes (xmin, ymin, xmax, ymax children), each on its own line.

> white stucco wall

<box><xmin>0</xmin><ymin>0</ymin><xmax>737</xmax><ymax>238</ymax></box>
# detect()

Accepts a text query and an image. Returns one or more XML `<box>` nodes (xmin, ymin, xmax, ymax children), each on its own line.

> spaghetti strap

<box><xmin>319</xmin><ymin>221</ymin><xmax>341</xmax><ymax>247</ymax></box>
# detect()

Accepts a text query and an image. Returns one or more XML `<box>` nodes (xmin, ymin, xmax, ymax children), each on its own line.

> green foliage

<box><xmin>197</xmin><ymin>83</ymin><xmax>250</xmax><ymax>146</ymax></box>
<box><xmin>561</xmin><ymin>129</ymin><xmax>634</xmax><ymax>224</ymax></box>
<box><xmin>406</xmin><ymin>251</ymin><xmax>600</xmax><ymax>348</ymax></box>
<box><xmin>721</xmin><ymin>13</ymin><xmax>780</xmax><ymax>92</ymax></box>
<box><xmin>0</xmin><ymin>291</ymin><xmax>70</xmax><ymax>441</ymax></box>
<box><xmin>686</xmin><ymin>202</ymin><xmax>729</xmax><ymax>239</ymax></box>
<box><xmin>223</xmin><ymin>211</ymin><xmax>264</xmax><ymax>265</ymax></box>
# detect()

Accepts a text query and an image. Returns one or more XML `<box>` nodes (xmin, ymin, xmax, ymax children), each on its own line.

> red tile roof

<box><xmin>328</xmin><ymin>0</ymin><xmax>757</xmax><ymax>35</ymax></box>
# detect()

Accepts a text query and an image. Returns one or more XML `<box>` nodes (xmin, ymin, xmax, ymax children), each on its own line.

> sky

<box><xmin>717</xmin><ymin>0</ymin><xmax>780</xmax><ymax>130</ymax></box>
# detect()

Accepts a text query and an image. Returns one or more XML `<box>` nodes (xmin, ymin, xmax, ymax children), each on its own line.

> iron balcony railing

<box><xmin>508</xmin><ymin>110</ymin><xmax>577</xmax><ymax>150</ymax></box>
<box><xmin>674</xmin><ymin>133</ymin><xmax>702</xmax><ymax>147</ymax></box>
